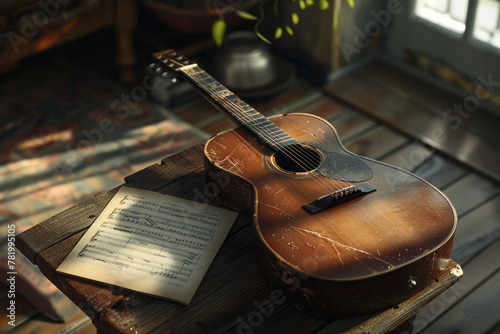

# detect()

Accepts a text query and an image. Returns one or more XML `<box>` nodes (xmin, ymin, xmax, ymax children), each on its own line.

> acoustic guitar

<box><xmin>151</xmin><ymin>50</ymin><xmax>457</xmax><ymax>316</ymax></box>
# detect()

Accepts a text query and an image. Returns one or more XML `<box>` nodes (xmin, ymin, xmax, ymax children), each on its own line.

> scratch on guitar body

<box><xmin>292</xmin><ymin>227</ymin><xmax>394</xmax><ymax>268</ymax></box>
<box><xmin>213</xmin><ymin>148</ymin><xmax>249</xmax><ymax>175</ymax></box>
<box><xmin>263</xmin><ymin>186</ymin><xmax>288</xmax><ymax>197</ymax></box>
<box><xmin>275</xmin><ymin>187</ymin><xmax>287</xmax><ymax>195</ymax></box>
<box><xmin>260</xmin><ymin>202</ymin><xmax>296</xmax><ymax>219</ymax></box>
<box><xmin>212</xmin><ymin>141</ymin><xmax>227</xmax><ymax>149</ymax></box>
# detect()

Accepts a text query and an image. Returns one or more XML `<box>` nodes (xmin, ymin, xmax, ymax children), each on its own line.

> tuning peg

<box><xmin>161</xmin><ymin>72</ymin><xmax>169</xmax><ymax>78</ymax></box>
<box><xmin>149</xmin><ymin>63</ymin><xmax>156</xmax><ymax>69</ymax></box>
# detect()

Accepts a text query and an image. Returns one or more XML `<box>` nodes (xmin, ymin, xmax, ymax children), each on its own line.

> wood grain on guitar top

<box><xmin>204</xmin><ymin>112</ymin><xmax>457</xmax><ymax>315</ymax></box>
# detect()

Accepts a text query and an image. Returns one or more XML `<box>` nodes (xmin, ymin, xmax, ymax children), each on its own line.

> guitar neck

<box><xmin>179</xmin><ymin>65</ymin><xmax>298</xmax><ymax>152</ymax></box>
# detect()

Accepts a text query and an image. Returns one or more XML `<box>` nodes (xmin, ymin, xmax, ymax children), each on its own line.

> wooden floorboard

<box><xmin>323</xmin><ymin>61</ymin><xmax>500</xmax><ymax>183</ymax></box>
<box><xmin>344</xmin><ymin>125</ymin><xmax>409</xmax><ymax>160</ymax></box>
<box><xmin>442</xmin><ymin>173</ymin><xmax>500</xmax><ymax>217</ymax></box>
<box><xmin>413</xmin><ymin>239</ymin><xmax>500</xmax><ymax>334</ymax></box>
<box><xmin>451</xmin><ymin>194</ymin><xmax>500</xmax><ymax>265</ymax></box>
<box><xmin>422</xmin><ymin>267</ymin><xmax>500</xmax><ymax>334</ymax></box>
<box><xmin>356</xmin><ymin>62</ymin><xmax>500</xmax><ymax>147</ymax></box>
<box><xmin>322</xmin><ymin>60</ymin><xmax>500</xmax><ymax>334</ymax></box>
<box><xmin>410</xmin><ymin>154</ymin><xmax>469</xmax><ymax>190</ymax></box>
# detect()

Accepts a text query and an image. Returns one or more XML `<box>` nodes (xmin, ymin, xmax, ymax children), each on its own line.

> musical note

<box><xmin>56</xmin><ymin>186</ymin><xmax>238</xmax><ymax>305</ymax></box>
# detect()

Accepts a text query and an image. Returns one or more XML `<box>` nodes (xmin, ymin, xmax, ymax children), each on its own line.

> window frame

<box><xmin>385</xmin><ymin>0</ymin><xmax>500</xmax><ymax>81</ymax></box>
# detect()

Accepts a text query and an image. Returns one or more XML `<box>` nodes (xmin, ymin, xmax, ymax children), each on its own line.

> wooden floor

<box><xmin>170</xmin><ymin>59</ymin><xmax>500</xmax><ymax>333</ymax></box>
<box><xmin>4</xmin><ymin>58</ymin><xmax>499</xmax><ymax>333</ymax></box>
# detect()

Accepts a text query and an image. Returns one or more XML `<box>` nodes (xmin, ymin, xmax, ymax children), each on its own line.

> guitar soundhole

<box><xmin>274</xmin><ymin>144</ymin><xmax>322</xmax><ymax>173</ymax></box>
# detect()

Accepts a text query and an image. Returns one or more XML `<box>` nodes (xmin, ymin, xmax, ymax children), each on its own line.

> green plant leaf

<box><xmin>292</xmin><ymin>12</ymin><xmax>299</xmax><ymax>25</ymax></box>
<box><xmin>299</xmin><ymin>0</ymin><xmax>306</xmax><ymax>10</ymax></box>
<box><xmin>256</xmin><ymin>31</ymin><xmax>272</xmax><ymax>44</ymax></box>
<box><xmin>306</xmin><ymin>0</ymin><xmax>314</xmax><ymax>6</ymax></box>
<box><xmin>347</xmin><ymin>0</ymin><xmax>354</xmax><ymax>7</ymax></box>
<box><xmin>236</xmin><ymin>10</ymin><xmax>258</xmax><ymax>20</ymax></box>
<box><xmin>275</xmin><ymin>27</ymin><xmax>283</xmax><ymax>39</ymax></box>
<box><xmin>286</xmin><ymin>26</ymin><xmax>294</xmax><ymax>36</ymax></box>
<box><xmin>212</xmin><ymin>19</ymin><xmax>226</xmax><ymax>47</ymax></box>
<box><xmin>319</xmin><ymin>0</ymin><xmax>329</xmax><ymax>10</ymax></box>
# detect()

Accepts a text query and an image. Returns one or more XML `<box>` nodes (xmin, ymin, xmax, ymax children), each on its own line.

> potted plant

<box><xmin>141</xmin><ymin>0</ymin><xmax>260</xmax><ymax>34</ymax></box>
<box><xmin>211</xmin><ymin>0</ymin><xmax>354</xmax><ymax>46</ymax></box>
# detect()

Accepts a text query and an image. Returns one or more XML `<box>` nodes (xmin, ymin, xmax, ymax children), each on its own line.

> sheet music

<box><xmin>56</xmin><ymin>186</ymin><xmax>238</xmax><ymax>304</ymax></box>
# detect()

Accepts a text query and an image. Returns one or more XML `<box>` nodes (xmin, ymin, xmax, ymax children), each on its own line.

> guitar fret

<box><xmin>180</xmin><ymin>66</ymin><xmax>299</xmax><ymax>151</ymax></box>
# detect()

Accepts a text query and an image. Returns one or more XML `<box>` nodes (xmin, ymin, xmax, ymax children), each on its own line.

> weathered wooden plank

<box><xmin>32</xmin><ymin>168</ymin><xmax>248</xmax><ymax>318</ymax></box>
<box><xmin>344</xmin><ymin>125</ymin><xmax>409</xmax><ymax>160</ymax></box>
<box><xmin>451</xmin><ymin>194</ymin><xmax>500</xmax><ymax>265</ymax></box>
<box><xmin>412</xmin><ymin>238</ymin><xmax>500</xmax><ymax>333</ymax></box>
<box><xmin>420</xmin><ymin>265</ymin><xmax>500</xmax><ymax>334</ymax></box>
<box><xmin>327</xmin><ymin>109</ymin><xmax>378</xmax><ymax>143</ymax></box>
<box><xmin>35</xmin><ymin>230</ymin><xmax>129</xmax><ymax>314</ymax></box>
<box><xmin>324</xmin><ymin>72</ymin><xmax>500</xmax><ymax>182</ymax></box>
<box><xmin>254</xmin><ymin>80</ymin><xmax>322</xmax><ymax>115</ymax></box>
<box><xmin>380</xmin><ymin>142</ymin><xmax>434</xmax><ymax>173</ymax></box>
<box><xmin>125</xmin><ymin>144</ymin><xmax>204</xmax><ymax>186</ymax></box>
<box><xmin>17</xmin><ymin>145</ymin><xmax>205</xmax><ymax>264</ymax></box>
<box><xmin>442</xmin><ymin>173</ymin><xmax>500</xmax><ymax>217</ymax></box>
<box><xmin>9</xmin><ymin>309</ymin><xmax>94</xmax><ymax>334</ymax></box>
<box><xmin>16</xmin><ymin>190</ymin><xmax>119</xmax><ymax>264</ymax></box>
<box><xmin>31</xmin><ymin>186</ymin><xmax>255</xmax><ymax>333</ymax></box>
<box><xmin>410</xmin><ymin>153</ymin><xmax>468</xmax><ymax>189</ymax></box>
<box><xmin>297</xmin><ymin>96</ymin><xmax>347</xmax><ymax>120</ymax></box>
<box><xmin>96</xmin><ymin>224</ymin><xmax>269</xmax><ymax>334</ymax></box>
<box><xmin>315</xmin><ymin>260</ymin><xmax>462</xmax><ymax>334</ymax></box>
<box><xmin>357</xmin><ymin>62</ymin><xmax>500</xmax><ymax>147</ymax></box>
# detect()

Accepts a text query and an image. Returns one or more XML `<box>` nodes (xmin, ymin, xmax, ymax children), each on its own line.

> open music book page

<box><xmin>56</xmin><ymin>186</ymin><xmax>239</xmax><ymax>305</ymax></box>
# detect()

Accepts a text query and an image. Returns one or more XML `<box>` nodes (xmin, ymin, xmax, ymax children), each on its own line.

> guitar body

<box><xmin>204</xmin><ymin>113</ymin><xmax>457</xmax><ymax>316</ymax></box>
<box><xmin>151</xmin><ymin>49</ymin><xmax>457</xmax><ymax>316</ymax></box>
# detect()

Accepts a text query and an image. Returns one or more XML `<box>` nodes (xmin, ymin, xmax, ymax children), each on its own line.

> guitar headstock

<box><xmin>150</xmin><ymin>49</ymin><xmax>197</xmax><ymax>79</ymax></box>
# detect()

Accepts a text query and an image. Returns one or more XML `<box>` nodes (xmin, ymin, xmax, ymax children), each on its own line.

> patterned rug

<box><xmin>0</xmin><ymin>64</ymin><xmax>209</xmax><ymax>324</ymax></box>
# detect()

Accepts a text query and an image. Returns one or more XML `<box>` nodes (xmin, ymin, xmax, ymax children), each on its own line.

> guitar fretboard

<box><xmin>180</xmin><ymin>65</ymin><xmax>299</xmax><ymax>152</ymax></box>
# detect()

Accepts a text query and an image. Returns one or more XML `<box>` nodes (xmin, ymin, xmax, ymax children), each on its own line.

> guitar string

<box><xmin>180</xmin><ymin>64</ymin><xmax>332</xmax><ymax>177</ymax></box>
<box><xmin>176</xmin><ymin>64</ymin><xmax>353</xmax><ymax>195</ymax></box>
<box><xmin>184</xmin><ymin>66</ymin><xmax>353</xmax><ymax>194</ymax></box>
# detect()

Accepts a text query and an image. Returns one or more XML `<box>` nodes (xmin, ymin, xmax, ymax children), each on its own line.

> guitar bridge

<box><xmin>302</xmin><ymin>183</ymin><xmax>376</xmax><ymax>214</ymax></box>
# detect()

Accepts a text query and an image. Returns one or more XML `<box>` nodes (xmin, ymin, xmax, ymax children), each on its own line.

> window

<box><xmin>413</xmin><ymin>0</ymin><xmax>500</xmax><ymax>50</ymax></box>
<box><xmin>473</xmin><ymin>0</ymin><xmax>500</xmax><ymax>49</ymax></box>
<box><xmin>385</xmin><ymin>0</ymin><xmax>500</xmax><ymax>86</ymax></box>
<box><xmin>415</xmin><ymin>0</ymin><xmax>469</xmax><ymax>34</ymax></box>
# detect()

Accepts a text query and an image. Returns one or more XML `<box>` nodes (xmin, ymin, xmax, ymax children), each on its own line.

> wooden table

<box><xmin>16</xmin><ymin>145</ymin><xmax>463</xmax><ymax>333</ymax></box>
